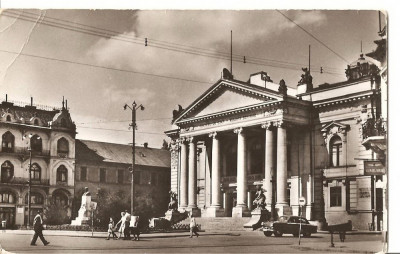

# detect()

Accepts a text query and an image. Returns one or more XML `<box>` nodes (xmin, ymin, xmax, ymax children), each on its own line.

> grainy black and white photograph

<box><xmin>0</xmin><ymin>2</ymin><xmax>396</xmax><ymax>253</ymax></box>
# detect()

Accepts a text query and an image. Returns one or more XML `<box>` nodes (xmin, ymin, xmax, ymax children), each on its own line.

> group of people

<box><xmin>107</xmin><ymin>210</ymin><xmax>140</xmax><ymax>241</ymax></box>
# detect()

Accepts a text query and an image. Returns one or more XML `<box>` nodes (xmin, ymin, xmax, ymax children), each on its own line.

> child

<box><xmin>106</xmin><ymin>218</ymin><xmax>118</xmax><ymax>240</ymax></box>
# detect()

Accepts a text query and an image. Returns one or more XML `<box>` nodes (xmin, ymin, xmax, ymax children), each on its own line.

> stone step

<box><xmin>179</xmin><ymin>217</ymin><xmax>252</xmax><ymax>231</ymax></box>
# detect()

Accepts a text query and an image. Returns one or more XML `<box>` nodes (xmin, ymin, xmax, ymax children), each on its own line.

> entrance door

<box><xmin>376</xmin><ymin>188</ymin><xmax>383</xmax><ymax>231</ymax></box>
<box><xmin>0</xmin><ymin>207</ymin><xmax>15</xmax><ymax>228</ymax></box>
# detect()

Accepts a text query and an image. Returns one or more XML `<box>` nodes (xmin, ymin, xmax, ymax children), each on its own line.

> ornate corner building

<box><xmin>166</xmin><ymin>28</ymin><xmax>387</xmax><ymax>231</ymax></box>
<box><xmin>0</xmin><ymin>98</ymin><xmax>76</xmax><ymax>227</ymax></box>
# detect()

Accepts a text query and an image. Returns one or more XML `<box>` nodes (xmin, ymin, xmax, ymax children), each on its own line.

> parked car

<box><xmin>262</xmin><ymin>216</ymin><xmax>317</xmax><ymax>237</ymax></box>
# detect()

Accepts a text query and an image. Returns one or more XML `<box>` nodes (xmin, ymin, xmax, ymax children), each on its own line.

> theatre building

<box><xmin>166</xmin><ymin>41</ymin><xmax>387</xmax><ymax>230</ymax></box>
<box><xmin>0</xmin><ymin>97</ymin><xmax>76</xmax><ymax>228</ymax></box>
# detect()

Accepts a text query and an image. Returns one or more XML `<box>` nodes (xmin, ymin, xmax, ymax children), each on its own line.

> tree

<box><xmin>94</xmin><ymin>189</ymin><xmax>129</xmax><ymax>227</ymax></box>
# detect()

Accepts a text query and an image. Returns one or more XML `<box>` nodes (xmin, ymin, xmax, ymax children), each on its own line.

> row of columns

<box><xmin>178</xmin><ymin>121</ymin><xmax>289</xmax><ymax>216</ymax></box>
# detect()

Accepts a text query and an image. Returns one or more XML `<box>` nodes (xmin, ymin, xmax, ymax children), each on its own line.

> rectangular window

<box><xmin>330</xmin><ymin>186</ymin><xmax>342</xmax><ymax>207</ymax></box>
<box><xmin>118</xmin><ymin>170</ymin><xmax>124</xmax><ymax>184</ymax></box>
<box><xmin>134</xmin><ymin>171</ymin><xmax>141</xmax><ymax>184</ymax></box>
<box><xmin>100</xmin><ymin>168</ymin><xmax>106</xmax><ymax>183</ymax></box>
<box><xmin>81</xmin><ymin>167</ymin><xmax>87</xmax><ymax>181</ymax></box>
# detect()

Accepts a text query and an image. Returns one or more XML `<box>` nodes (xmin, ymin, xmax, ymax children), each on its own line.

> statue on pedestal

<box><xmin>253</xmin><ymin>186</ymin><xmax>266</xmax><ymax>210</ymax></box>
<box><xmin>71</xmin><ymin>187</ymin><xmax>92</xmax><ymax>226</ymax></box>
<box><xmin>167</xmin><ymin>191</ymin><xmax>178</xmax><ymax>211</ymax></box>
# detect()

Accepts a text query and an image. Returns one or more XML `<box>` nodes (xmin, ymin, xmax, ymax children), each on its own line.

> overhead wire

<box><xmin>275</xmin><ymin>10</ymin><xmax>350</xmax><ymax>65</ymax></box>
<box><xmin>1</xmin><ymin>10</ymin><xmax>345</xmax><ymax>76</ymax></box>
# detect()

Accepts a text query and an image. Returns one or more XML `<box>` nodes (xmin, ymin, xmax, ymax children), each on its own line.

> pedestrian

<box><xmin>189</xmin><ymin>214</ymin><xmax>199</xmax><ymax>238</ymax></box>
<box><xmin>106</xmin><ymin>217</ymin><xmax>118</xmax><ymax>240</ymax></box>
<box><xmin>30</xmin><ymin>211</ymin><xmax>50</xmax><ymax>246</ymax></box>
<box><xmin>115</xmin><ymin>211</ymin><xmax>126</xmax><ymax>239</ymax></box>
<box><xmin>130</xmin><ymin>215</ymin><xmax>140</xmax><ymax>241</ymax></box>
<box><xmin>124</xmin><ymin>210</ymin><xmax>131</xmax><ymax>240</ymax></box>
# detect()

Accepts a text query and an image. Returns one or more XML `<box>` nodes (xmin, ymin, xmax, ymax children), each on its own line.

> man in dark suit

<box><xmin>30</xmin><ymin>211</ymin><xmax>50</xmax><ymax>246</ymax></box>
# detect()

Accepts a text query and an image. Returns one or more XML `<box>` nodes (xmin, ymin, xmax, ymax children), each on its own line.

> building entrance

<box><xmin>0</xmin><ymin>207</ymin><xmax>15</xmax><ymax>228</ymax></box>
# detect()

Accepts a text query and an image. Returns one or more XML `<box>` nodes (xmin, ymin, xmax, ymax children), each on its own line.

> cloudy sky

<box><xmin>0</xmin><ymin>9</ymin><xmax>385</xmax><ymax>147</ymax></box>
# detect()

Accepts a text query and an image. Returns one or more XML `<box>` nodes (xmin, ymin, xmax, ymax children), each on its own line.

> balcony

<box><xmin>1</xmin><ymin>146</ymin><xmax>50</xmax><ymax>157</ymax></box>
<box><xmin>0</xmin><ymin>177</ymin><xmax>50</xmax><ymax>186</ymax></box>
<box><xmin>362</xmin><ymin>118</ymin><xmax>386</xmax><ymax>140</ymax></box>
<box><xmin>362</xmin><ymin>118</ymin><xmax>387</xmax><ymax>159</ymax></box>
<box><xmin>221</xmin><ymin>173</ymin><xmax>263</xmax><ymax>185</ymax></box>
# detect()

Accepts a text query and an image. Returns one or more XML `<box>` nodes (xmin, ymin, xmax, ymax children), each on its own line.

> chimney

<box><xmin>31</xmin><ymin>97</ymin><xmax>33</xmax><ymax>106</ymax></box>
<box><xmin>143</xmin><ymin>142</ymin><xmax>148</xmax><ymax>148</ymax></box>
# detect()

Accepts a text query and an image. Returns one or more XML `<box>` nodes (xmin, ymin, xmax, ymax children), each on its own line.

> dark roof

<box><xmin>76</xmin><ymin>139</ymin><xmax>170</xmax><ymax>168</ymax></box>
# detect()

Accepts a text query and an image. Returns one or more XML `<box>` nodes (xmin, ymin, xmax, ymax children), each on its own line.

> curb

<box><xmin>291</xmin><ymin>245</ymin><xmax>378</xmax><ymax>254</ymax></box>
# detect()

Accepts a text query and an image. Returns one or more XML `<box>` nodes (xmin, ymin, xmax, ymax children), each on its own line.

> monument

<box><xmin>71</xmin><ymin>187</ymin><xmax>92</xmax><ymax>225</ymax></box>
<box><xmin>244</xmin><ymin>186</ymin><xmax>269</xmax><ymax>230</ymax></box>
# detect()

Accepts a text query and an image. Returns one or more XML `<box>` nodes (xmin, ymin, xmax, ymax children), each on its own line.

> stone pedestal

<box><xmin>186</xmin><ymin>207</ymin><xmax>201</xmax><ymax>217</ymax></box>
<box><xmin>71</xmin><ymin>194</ymin><xmax>92</xmax><ymax>226</ymax></box>
<box><xmin>165</xmin><ymin>209</ymin><xmax>182</xmax><ymax>224</ymax></box>
<box><xmin>275</xmin><ymin>203</ymin><xmax>291</xmax><ymax>217</ymax></box>
<box><xmin>206</xmin><ymin>206</ymin><xmax>225</xmax><ymax>217</ymax></box>
<box><xmin>232</xmin><ymin>206</ymin><xmax>250</xmax><ymax>218</ymax></box>
<box><xmin>244</xmin><ymin>208</ymin><xmax>268</xmax><ymax>230</ymax></box>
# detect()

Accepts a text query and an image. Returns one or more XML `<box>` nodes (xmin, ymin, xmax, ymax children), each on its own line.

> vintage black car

<box><xmin>262</xmin><ymin>216</ymin><xmax>317</xmax><ymax>237</ymax></box>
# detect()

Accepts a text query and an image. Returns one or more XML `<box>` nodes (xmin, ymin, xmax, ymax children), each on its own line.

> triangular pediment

<box><xmin>321</xmin><ymin>121</ymin><xmax>349</xmax><ymax>133</ymax></box>
<box><xmin>175</xmin><ymin>80</ymin><xmax>281</xmax><ymax>123</ymax></box>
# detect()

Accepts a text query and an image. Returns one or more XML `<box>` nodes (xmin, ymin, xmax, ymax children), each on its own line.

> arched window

<box><xmin>30</xmin><ymin>163</ymin><xmax>41</xmax><ymax>181</ymax></box>
<box><xmin>1</xmin><ymin>161</ymin><xmax>14</xmax><ymax>183</ymax></box>
<box><xmin>6</xmin><ymin>115</ymin><xmax>11</xmax><ymax>121</ymax></box>
<box><xmin>53</xmin><ymin>191</ymin><xmax>68</xmax><ymax>206</ymax></box>
<box><xmin>0</xmin><ymin>191</ymin><xmax>15</xmax><ymax>203</ymax></box>
<box><xmin>33</xmin><ymin>119</ymin><xmax>39</xmax><ymax>125</ymax></box>
<box><xmin>25</xmin><ymin>192</ymin><xmax>44</xmax><ymax>204</ymax></box>
<box><xmin>2</xmin><ymin>131</ymin><xmax>15</xmax><ymax>153</ymax></box>
<box><xmin>30</xmin><ymin>135</ymin><xmax>42</xmax><ymax>152</ymax></box>
<box><xmin>57</xmin><ymin>165</ymin><xmax>68</xmax><ymax>183</ymax></box>
<box><xmin>57</xmin><ymin>138</ymin><xmax>69</xmax><ymax>156</ymax></box>
<box><xmin>330</xmin><ymin>136</ymin><xmax>343</xmax><ymax>167</ymax></box>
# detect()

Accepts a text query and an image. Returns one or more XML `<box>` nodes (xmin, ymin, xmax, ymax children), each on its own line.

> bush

<box><xmin>44</xmin><ymin>204</ymin><xmax>70</xmax><ymax>225</ymax></box>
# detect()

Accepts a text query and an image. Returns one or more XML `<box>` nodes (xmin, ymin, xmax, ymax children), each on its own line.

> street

<box><xmin>0</xmin><ymin>230</ymin><xmax>384</xmax><ymax>253</ymax></box>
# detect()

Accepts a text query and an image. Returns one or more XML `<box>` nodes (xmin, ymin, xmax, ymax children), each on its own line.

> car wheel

<box><xmin>303</xmin><ymin>232</ymin><xmax>311</xmax><ymax>237</ymax></box>
<box><xmin>263</xmin><ymin>231</ymin><xmax>273</xmax><ymax>237</ymax></box>
<box><xmin>274</xmin><ymin>230</ymin><xmax>283</xmax><ymax>237</ymax></box>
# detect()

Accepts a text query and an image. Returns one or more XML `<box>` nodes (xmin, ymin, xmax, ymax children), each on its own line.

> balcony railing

<box><xmin>221</xmin><ymin>173</ymin><xmax>263</xmax><ymax>184</ymax></box>
<box><xmin>0</xmin><ymin>177</ymin><xmax>50</xmax><ymax>185</ymax></box>
<box><xmin>362</xmin><ymin>118</ymin><xmax>386</xmax><ymax>140</ymax></box>
<box><xmin>1</xmin><ymin>146</ymin><xmax>50</xmax><ymax>157</ymax></box>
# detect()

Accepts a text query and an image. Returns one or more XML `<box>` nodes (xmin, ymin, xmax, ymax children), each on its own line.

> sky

<box><xmin>0</xmin><ymin>9</ymin><xmax>387</xmax><ymax>148</ymax></box>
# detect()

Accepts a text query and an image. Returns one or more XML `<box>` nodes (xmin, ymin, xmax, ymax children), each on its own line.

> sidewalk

<box><xmin>291</xmin><ymin>240</ymin><xmax>386</xmax><ymax>254</ymax></box>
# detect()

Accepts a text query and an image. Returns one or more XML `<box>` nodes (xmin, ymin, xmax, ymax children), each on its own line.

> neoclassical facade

<box><xmin>0</xmin><ymin>97</ymin><xmax>76</xmax><ymax>227</ymax></box>
<box><xmin>166</xmin><ymin>44</ymin><xmax>387</xmax><ymax>230</ymax></box>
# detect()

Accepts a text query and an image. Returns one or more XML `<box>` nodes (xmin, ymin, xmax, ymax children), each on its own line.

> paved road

<box><xmin>0</xmin><ymin>230</ymin><xmax>384</xmax><ymax>253</ymax></box>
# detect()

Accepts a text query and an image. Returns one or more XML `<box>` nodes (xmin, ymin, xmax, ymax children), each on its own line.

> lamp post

<box><xmin>23</xmin><ymin>133</ymin><xmax>35</xmax><ymax>227</ymax></box>
<box><xmin>124</xmin><ymin>101</ymin><xmax>145</xmax><ymax>215</ymax></box>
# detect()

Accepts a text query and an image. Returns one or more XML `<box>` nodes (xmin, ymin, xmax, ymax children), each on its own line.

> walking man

<box><xmin>189</xmin><ymin>214</ymin><xmax>199</xmax><ymax>238</ymax></box>
<box><xmin>30</xmin><ymin>211</ymin><xmax>50</xmax><ymax>246</ymax></box>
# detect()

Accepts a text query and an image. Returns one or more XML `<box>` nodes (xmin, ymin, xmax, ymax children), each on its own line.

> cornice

<box><xmin>313</xmin><ymin>91</ymin><xmax>376</xmax><ymax>108</ymax></box>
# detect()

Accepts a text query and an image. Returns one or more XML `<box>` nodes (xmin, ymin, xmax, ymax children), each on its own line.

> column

<box><xmin>232</xmin><ymin>127</ymin><xmax>249</xmax><ymax>217</ymax></box>
<box><xmin>179</xmin><ymin>139</ymin><xmax>188</xmax><ymax>208</ymax></box>
<box><xmin>210</xmin><ymin>132</ymin><xmax>222</xmax><ymax>207</ymax></box>
<box><xmin>188</xmin><ymin>137</ymin><xmax>197</xmax><ymax>209</ymax></box>
<box><xmin>262</xmin><ymin>122</ymin><xmax>274</xmax><ymax>206</ymax></box>
<box><xmin>276</xmin><ymin>121</ymin><xmax>289</xmax><ymax>216</ymax></box>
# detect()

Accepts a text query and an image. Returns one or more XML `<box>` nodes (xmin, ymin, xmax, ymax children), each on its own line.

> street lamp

<box><xmin>23</xmin><ymin>133</ymin><xmax>41</xmax><ymax>227</ymax></box>
<box><xmin>124</xmin><ymin>101</ymin><xmax>144</xmax><ymax>215</ymax></box>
